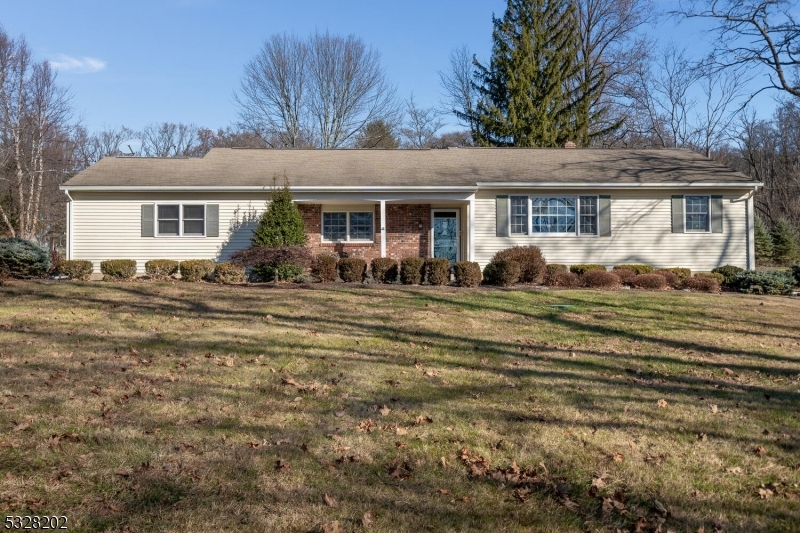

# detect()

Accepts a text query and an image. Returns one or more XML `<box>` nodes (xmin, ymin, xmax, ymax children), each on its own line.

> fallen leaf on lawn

<box><xmin>380</xmin><ymin>405</ymin><xmax>391</xmax><ymax>416</ymax></box>
<box><xmin>323</xmin><ymin>493</ymin><xmax>337</xmax><ymax>508</ymax></box>
<box><xmin>322</xmin><ymin>520</ymin><xmax>341</xmax><ymax>533</ymax></box>
<box><xmin>725</xmin><ymin>466</ymin><xmax>743</xmax><ymax>474</ymax></box>
<box><xmin>275</xmin><ymin>460</ymin><xmax>291</xmax><ymax>472</ymax></box>
<box><xmin>657</xmin><ymin>399</ymin><xmax>667</xmax><ymax>408</ymax></box>
<box><xmin>758</xmin><ymin>487</ymin><xmax>773</xmax><ymax>499</ymax></box>
<box><xmin>710</xmin><ymin>404</ymin><xmax>718</xmax><ymax>414</ymax></box>
<box><xmin>12</xmin><ymin>419</ymin><xmax>31</xmax><ymax>432</ymax></box>
<box><xmin>357</xmin><ymin>419</ymin><xmax>378</xmax><ymax>432</ymax></box>
<box><xmin>361</xmin><ymin>512</ymin><xmax>374</xmax><ymax>528</ymax></box>
<box><xmin>396</xmin><ymin>427</ymin><xmax>408</xmax><ymax>435</ymax></box>
<box><xmin>395</xmin><ymin>441</ymin><xmax>406</xmax><ymax>448</ymax></box>
<box><xmin>612</xmin><ymin>453</ymin><xmax>624</xmax><ymax>462</ymax></box>
<box><xmin>414</xmin><ymin>415</ymin><xmax>433</xmax><ymax>426</ymax></box>
<box><xmin>653</xmin><ymin>497</ymin><xmax>668</xmax><ymax>515</ymax></box>
<box><xmin>440</xmin><ymin>457</ymin><xmax>447</xmax><ymax>467</ymax></box>
<box><xmin>698</xmin><ymin>433</ymin><xmax>707</xmax><ymax>442</ymax></box>
<box><xmin>129</xmin><ymin>346</ymin><xmax>138</xmax><ymax>356</ymax></box>
<box><xmin>754</xmin><ymin>445</ymin><xmax>766</xmax><ymax>455</ymax></box>
<box><xmin>439</xmin><ymin>488</ymin><xmax>450</xmax><ymax>494</ymax></box>
<box><xmin>423</xmin><ymin>369</ymin><xmax>439</xmax><ymax>377</ymax></box>
<box><xmin>722</xmin><ymin>367</ymin><xmax>734</xmax><ymax>375</ymax></box>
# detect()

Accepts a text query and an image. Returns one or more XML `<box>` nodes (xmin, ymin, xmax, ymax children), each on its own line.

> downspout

<box><xmin>64</xmin><ymin>189</ymin><xmax>73</xmax><ymax>260</ymax></box>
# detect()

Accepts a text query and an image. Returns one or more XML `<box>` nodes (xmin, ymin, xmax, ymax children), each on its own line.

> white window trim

<box><xmin>509</xmin><ymin>195</ymin><xmax>599</xmax><ymax>237</ymax></box>
<box><xmin>683</xmin><ymin>195</ymin><xmax>711</xmax><ymax>234</ymax></box>
<box><xmin>320</xmin><ymin>210</ymin><xmax>375</xmax><ymax>243</ymax></box>
<box><xmin>155</xmin><ymin>203</ymin><xmax>207</xmax><ymax>238</ymax></box>
<box><xmin>430</xmin><ymin>209</ymin><xmax>461</xmax><ymax>262</ymax></box>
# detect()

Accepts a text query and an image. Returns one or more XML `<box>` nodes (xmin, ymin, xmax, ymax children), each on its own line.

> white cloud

<box><xmin>48</xmin><ymin>54</ymin><xmax>106</xmax><ymax>73</ymax></box>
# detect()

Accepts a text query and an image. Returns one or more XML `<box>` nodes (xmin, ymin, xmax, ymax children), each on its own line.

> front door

<box><xmin>432</xmin><ymin>210</ymin><xmax>459</xmax><ymax>265</ymax></box>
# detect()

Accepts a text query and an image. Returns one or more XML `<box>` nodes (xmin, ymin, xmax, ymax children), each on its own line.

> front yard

<box><xmin>0</xmin><ymin>282</ymin><xmax>798</xmax><ymax>532</ymax></box>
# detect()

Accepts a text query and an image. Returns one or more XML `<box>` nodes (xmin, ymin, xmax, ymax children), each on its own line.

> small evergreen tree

<box><xmin>252</xmin><ymin>175</ymin><xmax>308</xmax><ymax>247</ymax></box>
<box><xmin>771</xmin><ymin>217</ymin><xmax>800</xmax><ymax>266</ymax></box>
<box><xmin>754</xmin><ymin>216</ymin><xmax>773</xmax><ymax>266</ymax></box>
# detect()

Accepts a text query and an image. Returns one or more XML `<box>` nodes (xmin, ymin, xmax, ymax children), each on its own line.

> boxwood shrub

<box><xmin>569</xmin><ymin>264</ymin><xmax>607</xmax><ymax>276</ymax></box>
<box><xmin>546</xmin><ymin>264</ymin><xmax>568</xmax><ymax>275</ymax></box>
<box><xmin>179</xmin><ymin>260</ymin><xmax>214</xmax><ymax>282</ymax></box>
<box><xmin>731</xmin><ymin>270</ymin><xmax>795</xmax><ymax>295</ymax></box>
<box><xmin>0</xmin><ymin>238</ymin><xmax>51</xmax><ymax>278</ymax></box>
<box><xmin>312</xmin><ymin>255</ymin><xmax>338</xmax><ymax>282</ymax></box>
<box><xmin>581</xmin><ymin>270</ymin><xmax>620</xmax><ymax>289</ymax></box>
<box><xmin>425</xmin><ymin>258</ymin><xmax>451</xmax><ymax>286</ymax></box>
<box><xmin>661</xmin><ymin>267</ymin><xmax>692</xmax><ymax>281</ymax></box>
<box><xmin>145</xmin><ymin>259</ymin><xmax>179</xmax><ymax>279</ymax></box>
<box><xmin>56</xmin><ymin>260</ymin><xmax>93</xmax><ymax>281</ymax></box>
<box><xmin>100</xmin><ymin>259</ymin><xmax>137</xmax><ymax>281</ymax></box>
<box><xmin>694</xmin><ymin>272</ymin><xmax>725</xmax><ymax>285</ymax></box>
<box><xmin>453</xmin><ymin>261</ymin><xmax>481</xmax><ymax>287</ymax></box>
<box><xmin>400</xmin><ymin>258</ymin><xmax>425</xmax><ymax>285</ymax></box>
<box><xmin>712</xmin><ymin>265</ymin><xmax>744</xmax><ymax>286</ymax></box>
<box><xmin>491</xmin><ymin>245</ymin><xmax>546</xmax><ymax>284</ymax></box>
<box><xmin>213</xmin><ymin>262</ymin><xmax>246</xmax><ymax>284</ymax></box>
<box><xmin>371</xmin><ymin>258</ymin><xmax>398</xmax><ymax>283</ymax></box>
<box><xmin>614</xmin><ymin>264</ymin><xmax>653</xmax><ymax>275</ymax></box>
<box><xmin>483</xmin><ymin>260</ymin><xmax>520</xmax><ymax>287</ymax></box>
<box><xmin>338</xmin><ymin>257</ymin><xmax>366</xmax><ymax>283</ymax></box>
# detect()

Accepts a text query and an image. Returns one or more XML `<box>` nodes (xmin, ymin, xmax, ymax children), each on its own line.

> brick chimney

<box><xmin>564</xmin><ymin>141</ymin><xmax>577</xmax><ymax>149</ymax></box>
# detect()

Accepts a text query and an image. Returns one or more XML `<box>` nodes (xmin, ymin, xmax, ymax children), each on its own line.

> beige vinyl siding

<box><xmin>70</xmin><ymin>192</ymin><xmax>267</xmax><ymax>273</ymax></box>
<box><xmin>474</xmin><ymin>189</ymin><xmax>750</xmax><ymax>271</ymax></box>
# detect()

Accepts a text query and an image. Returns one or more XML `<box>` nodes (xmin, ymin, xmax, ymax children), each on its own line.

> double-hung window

<box><xmin>685</xmin><ymin>196</ymin><xmax>710</xmax><ymax>232</ymax></box>
<box><xmin>510</xmin><ymin>196</ymin><xmax>529</xmax><ymax>234</ymax></box>
<box><xmin>157</xmin><ymin>204</ymin><xmax>205</xmax><ymax>237</ymax></box>
<box><xmin>322</xmin><ymin>211</ymin><xmax>374</xmax><ymax>242</ymax></box>
<box><xmin>509</xmin><ymin>196</ymin><xmax>599</xmax><ymax>236</ymax></box>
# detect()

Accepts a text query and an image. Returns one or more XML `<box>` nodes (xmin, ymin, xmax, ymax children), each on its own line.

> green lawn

<box><xmin>0</xmin><ymin>281</ymin><xmax>798</xmax><ymax>532</ymax></box>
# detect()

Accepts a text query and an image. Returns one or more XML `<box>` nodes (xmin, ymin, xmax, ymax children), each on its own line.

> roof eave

<box><xmin>476</xmin><ymin>182</ymin><xmax>762</xmax><ymax>189</ymax></box>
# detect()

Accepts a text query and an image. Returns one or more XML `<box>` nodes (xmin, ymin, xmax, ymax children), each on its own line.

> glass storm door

<box><xmin>432</xmin><ymin>210</ymin><xmax>459</xmax><ymax>265</ymax></box>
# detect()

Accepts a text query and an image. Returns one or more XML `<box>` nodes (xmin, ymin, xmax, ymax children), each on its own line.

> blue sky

<box><xmin>0</xmin><ymin>0</ymin><xmax>782</xmax><ymax>134</ymax></box>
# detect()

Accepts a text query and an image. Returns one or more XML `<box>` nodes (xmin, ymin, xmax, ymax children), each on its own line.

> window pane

<box><xmin>349</xmin><ymin>212</ymin><xmax>373</xmax><ymax>240</ymax></box>
<box><xmin>323</xmin><ymin>212</ymin><xmax>347</xmax><ymax>241</ymax></box>
<box><xmin>183</xmin><ymin>220</ymin><xmax>205</xmax><ymax>235</ymax></box>
<box><xmin>510</xmin><ymin>196</ymin><xmax>528</xmax><ymax>234</ymax></box>
<box><xmin>158</xmin><ymin>205</ymin><xmax>179</xmax><ymax>219</ymax></box>
<box><xmin>158</xmin><ymin>220</ymin><xmax>179</xmax><ymax>235</ymax></box>
<box><xmin>531</xmin><ymin>198</ymin><xmax>576</xmax><ymax>233</ymax></box>
<box><xmin>183</xmin><ymin>205</ymin><xmax>204</xmax><ymax>219</ymax></box>
<box><xmin>685</xmin><ymin>196</ymin><xmax>709</xmax><ymax>231</ymax></box>
<box><xmin>579</xmin><ymin>196</ymin><xmax>598</xmax><ymax>235</ymax></box>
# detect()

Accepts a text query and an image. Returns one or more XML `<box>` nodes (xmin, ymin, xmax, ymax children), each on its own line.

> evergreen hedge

<box><xmin>179</xmin><ymin>260</ymin><xmax>214</xmax><ymax>282</ymax></box>
<box><xmin>453</xmin><ymin>261</ymin><xmax>482</xmax><ymax>287</ymax></box>
<box><xmin>145</xmin><ymin>260</ymin><xmax>179</xmax><ymax>278</ymax></box>
<box><xmin>400</xmin><ymin>258</ymin><xmax>425</xmax><ymax>285</ymax></box>
<box><xmin>56</xmin><ymin>260</ymin><xmax>93</xmax><ymax>281</ymax></box>
<box><xmin>371</xmin><ymin>258</ymin><xmax>398</xmax><ymax>283</ymax></box>
<box><xmin>425</xmin><ymin>258</ymin><xmax>451</xmax><ymax>286</ymax></box>
<box><xmin>338</xmin><ymin>258</ymin><xmax>366</xmax><ymax>283</ymax></box>
<box><xmin>100</xmin><ymin>260</ymin><xmax>137</xmax><ymax>281</ymax></box>
<box><xmin>312</xmin><ymin>255</ymin><xmax>338</xmax><ymax>282</ymax></box>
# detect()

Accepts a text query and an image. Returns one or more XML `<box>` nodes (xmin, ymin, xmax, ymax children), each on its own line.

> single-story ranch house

<box><xmin>60</xmin><ymin>147</ymin><xmax>760</xmax><ymax>273</ymax></box>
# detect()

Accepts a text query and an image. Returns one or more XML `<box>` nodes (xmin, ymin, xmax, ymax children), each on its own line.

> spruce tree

<box><xmin>472</xmin><ymin>0</ymin><xmax>585</xmax><ymax>147</ymax></box>
<box><xmin>252</xmin><ymin>175</ymin><xmax>308</xmax><ymax>247</ymax></box>
<box><xmin>754</xmin><ymin>216</ymin><xmax>773</xmax><ymax>266</ymax></box>
<box><xmin>770</xmin><ymin>217</ymin><xmax>800</xmax><ymax>266</ymax></box>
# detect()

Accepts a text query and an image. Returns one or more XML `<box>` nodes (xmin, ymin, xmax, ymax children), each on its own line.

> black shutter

<box><xmin>711</xmin><ymin>196</ymin><xmax>723</xmax><ymax>233</ymax></box>
<box><xmin>671</xmin><ymin>196</ymin><xmax>684</xmax><ymax>233</ymax></box>
<box><xmin>141</xmin><ymin>204</ymin><xmax>155</xmax><ymax>237</ymax></box>
<box><xmin>496</xmin><ymin>195</ymin><xmax>509</xmax><ymax>237</ymax></box>
<box><xmin>206</xmin><ymin>204</ymin><xmax>219</xmax><ymax>238</ymax></box>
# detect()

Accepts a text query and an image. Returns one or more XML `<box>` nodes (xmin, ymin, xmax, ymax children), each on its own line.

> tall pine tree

<box><xmin>472</xmin><ymin>0</ymin><xmax>585</xmax><ymax>147</ymax></box>
<box><xmin>252</xmin><ymin>174</ymin><xmax>308</xmax><ymax>247</ymax></box>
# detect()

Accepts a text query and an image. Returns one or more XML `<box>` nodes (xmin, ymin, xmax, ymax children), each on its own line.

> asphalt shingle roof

<box><xmin>62</xmin><ymin>147</ymin><xmax>757</xmax><ymax>188</ymax></box>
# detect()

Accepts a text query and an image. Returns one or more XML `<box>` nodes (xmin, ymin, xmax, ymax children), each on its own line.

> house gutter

<box><xmin>63</xmin><ymin>189</ymin><xmax>73</xmax><ymax>260</ymax></box>
<box><xmin>476</xmin><ymin>182</ymin><xmax>763</xmax><ymax>189</ymax></box>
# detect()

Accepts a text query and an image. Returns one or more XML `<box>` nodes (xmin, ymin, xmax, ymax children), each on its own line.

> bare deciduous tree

<box><xmin>400</xmin><ymin>94</ymin><xmax>445</xmax><ymax>148</ymax></box>
<box><xmin>73</xmin><ymin>125</ymin><xmax>137</xmax><ymax>167</ymax></box>
<box><xmin>674</xmin><ymin>0</ymin><xmax>800</xmax><ymax>98</ymax></box>
<box><xmin>439</xmin><ymin>45</ymin><xmax>481</xmax><ymax>132</ymax></box>
<box><xmin>139</xmin><ymin>122</ymin><xmax>202</xmax><ymax>157</ymax></box>
<box><xmin>0</xmin><ymin>28</ymin><xmax>73</xmax><ymax>240</ymax></box>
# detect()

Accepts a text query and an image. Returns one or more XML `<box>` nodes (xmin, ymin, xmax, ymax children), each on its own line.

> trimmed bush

<box><xmin>694</xmin><ymin>272</ymin><xmax>725</xmax><ymax>285</ymax></box>
<box><xmin>312</xmin><ymin>255</ymin><xmax>338</xmax><ymax>282</ymax></box>
<box><xmin>400</xmin><ymin>258</ymin><xmax>426</xmax><ymax>285</ymax></box>
<box><xmin>682</xmin><ymin>276</ymin><xmax>721</xmax><ymax>293</ymax></box>
<box><xmin>371</xmin><ymin>258</ymin><xmax>398</xmax><ymax>284</ymax></box>
<box><xmin>453</xmin><ymin>261</ymin><xmax>482</xmax><ymax>287</ymax></box>
<box><xmin>101</xmin><ymin>259</ymin><xmax>137</xmax><ymax>281</ymax></box>
<box><xmin>425</xmin><ymin>257</ymin><xmax>451</xmax><ymax>286</ymax></box>
<box><xmin>546</xmin><ymin>264</ymin><xmax>568</xmax><ymax>275</ymax></box>
<box><xmin>569</xmin><ymin>264</ymin><xmax>607</xmax><ymax>276</ymax></box>
<box><xmin>712</xmin><ymin>265</ymin><xmax>744</xmax><ymax>287</ymax></box>
<box><xmin>0</xmin><ymin>238</ymin><xmax>51</xmax><ymax>278</ymax></box>
<box><xmin>179</xmin><ymin>260</ymin><xmax>214</xmax><ymax>282</ymax></box>
<box><xmin>654</xmin><ymin>269</ymin><xmax>680</xmax><ymax>288</ymax></box>
<box><xmin>338</xmin><ymin>258</ymin><xmax>366</xmax><ymax>283</ymax></box>
<box><xmin>613</xmin><ymin>268</ymin><xmax>637</xmax><ymax>285</ymax></box>
<box><xmin>731</xmin><ymin>270</ymin><xmax>795</xmax><ymax>295</ymax></box>
<box><xmin>631</xmin><ymin>273</ymin><xmax>668</xmax><ymax>290</ymax></box>
<box><xmin>145</xmin><ymin>259</ymin><xmax>179</xmax><ymax>279</ymax></box>
<box><xmin>581</xmin><ymin>270</ymin><xmax>620</xmax><ymax>290</ymax></box>
<box><xmin>614</xmin><ymin>264</ymin><xmax>653</xmax><ymax>275</ymax></box>
<box><xmin>482</xmin><ymin>260</ymin><xmax>520</xmax><ymax>287</ymax></box>
<box><xmin>214</xmin><ymin>262</ymin><xmax>246</xmax><ymax>284</ymax></box>
<box><xmin>231</xmin><ymin>245</ymin><xmax>313</xmax><ymax>281</ymax></box>
<box><xmin>491</xmin><ymin>245</ymin><xmax>546</xmax><ymax>284</ymax></box>
<box><xmin>660</xmin><ymin>267</ymin><xmax>692</xmax><ymax>281</ymax></box>
<box><xmin>545</xmin><ymin>270</ymin><xmax>580</xmax><ymax>288</ymax></box>
<box><xmin>56</xmin><ymin>260</ymin><xmax>93</xmax><ymax>281</ymax></box>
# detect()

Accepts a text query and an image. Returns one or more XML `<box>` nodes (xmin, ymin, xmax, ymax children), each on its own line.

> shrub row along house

<box><xmin>60</xmin><ymin>147</ymin><xmax>760</xmax><ymax>273</ymax></box>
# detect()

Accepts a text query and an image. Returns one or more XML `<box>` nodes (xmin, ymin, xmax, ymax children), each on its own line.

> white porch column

<box><xmin>380</xmin><ymin>200</ymin><xmax>387</xmax><ymax>258</ymax></box>
<box><xmin>746</xmin><ymin>193</ymin><xmax>755</xmax><ymax>269</ymax></box>
<box><xmin>468</xmin><ymin>195</ymin><xmax>475</xmax><ymax>262</ymax></box>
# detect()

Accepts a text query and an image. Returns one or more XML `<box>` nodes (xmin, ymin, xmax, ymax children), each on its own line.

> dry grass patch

<box><xmin>0</xmin><ymin>282</ymin><xmax>799</xmax><ymax>532</ymax></box>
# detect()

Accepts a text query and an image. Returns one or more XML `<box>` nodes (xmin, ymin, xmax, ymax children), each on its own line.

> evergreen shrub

<box><xmin>569</xmin><ymin>264</ymin><xmax>606</xmax><ymax>276</ymax></box>
<box><xmin>453</xmin><ymin>261</ymin><xmax>482</xmax><ymax>287</ymax></box>
<box><xmin>371</xmin><ymin>258</ymin><xmax>398</xmax><ymax>283</ymax></box>
<box><xmin>614</xmin><ymin>264</ymin><xmax>653</xmax><ymax>275</ymax></box>
<box><xmin>56</xmin><ymin>260</ymin><xmax>93</xmax><ymax>281</ymax></box>
<box><xmin>0</xmin><ymin>238</ymin><xmax>51</xmax><ymax>278</ymax></box>
<box><xmin>712</xmin><ymin>265</ymin><xmax>744</xmax><ymax>287</ymax></box>
<box><xmin>145</xmin><ymin>259</ymin><xmax>179</xmax><ymax>278</ymax></box>
<box><xmin>338</xmin><ymin>258</ymin><xmax>366</xmax><ymax>282</ymax></box>
<box><xmin>731</xmin><ymin>270</ymin><xmax>795</xmax><ymax>295</ymax></box>
<box><xmin>771</xmin><ymin>218</ymin><xmax>800</xmax><ymax>265</ymax></box>
<box><xmin>101</xmin><ymin>259</ymin><xmax>137</xmax><ymax>281</ymax></box>
<box><xmin>213</xmin><ymin>262</ymin><xmax>246</xmax><ymax>284</ymax></box>
<box><xmin>694</xmin><ymin>272</ymin><xmax>725</xmax><ymax>285</ymax></box>
<box><xmin>178</xmin><ymin>260</ymin><xmax>214</xmax><ymax>282</ymax></box>
<box><xmin>252</xmin><ymin>176</ymin><xmax>308</xmax><ymax>247</ymax></box>
<box><xmin>483</xmin><ymin>260</ymin><xmax>520</xmax><ymax>287</ymax></box>
<box><xmin>660</xmin><ymin>267</ymin><xmax>692</xmax><ymax>281</ymax></box>
<box><xmin>425</xmin><ymin>258</ymin><xmax>451</xmax><ymax>286</ymax></box>
<box><xmin>491</xmin><ymin>246</ymin><xmax>546</xmax><ymax>284</ymax></box>
<box><xmin>312</xmin><ymin>255</ymin><xmax>338</xmax><ymax>282</ymax></box>
<box><xmin>400</xmin><ymin>258</ymin><xmax>425</xmax><ymax>285</ymax></box>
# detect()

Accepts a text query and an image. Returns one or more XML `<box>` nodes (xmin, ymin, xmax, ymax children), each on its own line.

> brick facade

<box><xmin>298</xmin><ymin>203</ymin><xmax>431</xmax><ymax>260</ymax></box>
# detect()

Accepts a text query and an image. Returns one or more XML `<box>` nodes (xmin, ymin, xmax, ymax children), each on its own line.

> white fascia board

<box><xmin>476</xmin><ymin>182</ymin><xmax>763</xmax><ymax>189</ymax></box>
<box><xmin>60</xmin><ymin>185</ymin><xmax>479</xmax><ymax>193</ymax></box>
